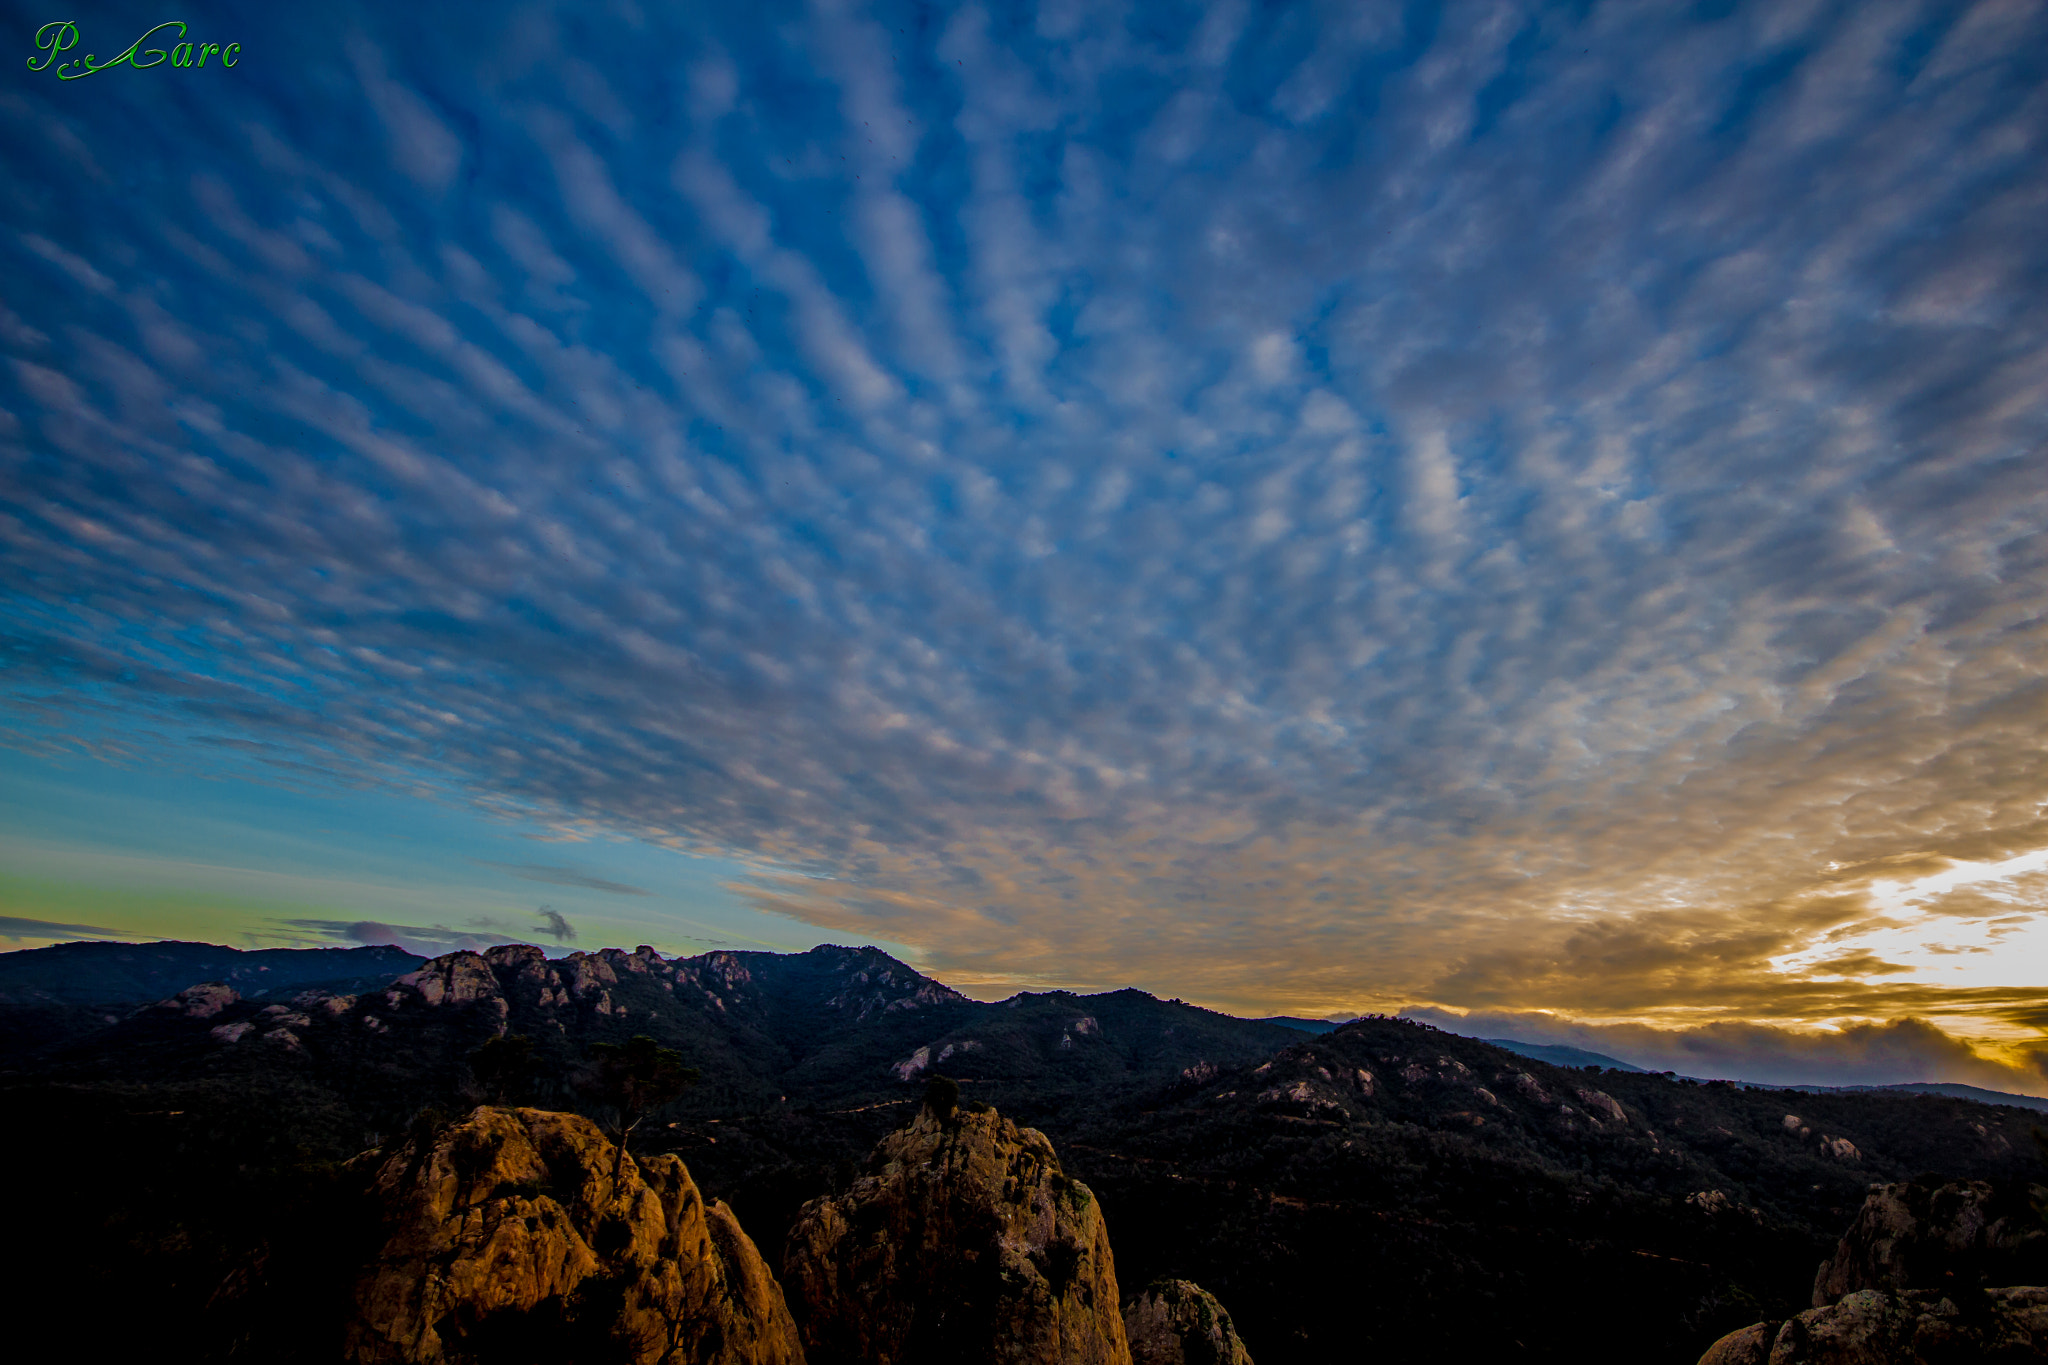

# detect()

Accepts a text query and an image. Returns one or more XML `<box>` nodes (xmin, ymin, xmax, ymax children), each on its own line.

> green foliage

<box><xmin>581</xmin><ymin>1034</ymin><xmax>698</xmax><ymax>1182</ymax></box>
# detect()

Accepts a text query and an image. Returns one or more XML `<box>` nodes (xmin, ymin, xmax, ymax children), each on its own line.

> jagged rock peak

<box><xmin>345</xmin><ymin>1105</ymin><xmax>804</xmax><ymax>1365</ymax></box>
<box><xmin>389</xmin><ymin>951</ymin><xmax>506</xmax><ymax>1011</ymax></box>
<box><xmin>782</xmin><ymin>1102</ymin><xmax>1131</xmax><ymax>1365</ymax></box>
<box><xmin>1813</xmin><ymin>1177</ymin><xmax>2048</xmax><ymax>1305</ymax></box>
<box><xmin>1123</xmin><ymin>1279</ymin><xmax>1255</xmax><ymax>1365</ymax></box>
<box><xmin>482</xmin><ymin>943</ymin><xmax>546</xmax><ymax>971</ymax></box>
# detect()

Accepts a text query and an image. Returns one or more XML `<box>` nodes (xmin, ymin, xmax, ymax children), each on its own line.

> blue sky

<box><xmin>4</xmin><ymin>0</ymin><xmax>2046</xmax><ymax>1088</ymax></box>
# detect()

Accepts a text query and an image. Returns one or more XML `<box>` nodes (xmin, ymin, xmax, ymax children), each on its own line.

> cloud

<box><xmin>486</xmin><ymin>863</ymin><xmax>649</xmax><ymax>896</ymax></box>
<box><xmin>1</xmin><ymin>1</ymin><xmax>2044</xmax><ymax>1062</ymax></box>
<box><xmin>534</xmin><ymin>907</ymin><xmax>577</xmax><ymax>942</ymax></box>
<box><xmin>348</xmin><ymin>35</ymin><xmax>463</xmax><ymax>193</ymax></box>
<box><xmin>0</xmin><ymin>915</ymin><xmax>128</xmax><ymax>942</ymax></box>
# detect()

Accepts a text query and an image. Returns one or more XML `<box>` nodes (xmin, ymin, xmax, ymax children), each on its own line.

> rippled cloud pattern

<box><xmin>3</xmin><ymin>0</ymin><xmax>2045</xmax><ymax>1079</ymax></box>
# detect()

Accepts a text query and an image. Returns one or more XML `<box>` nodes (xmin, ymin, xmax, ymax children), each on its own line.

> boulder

<box><xmin>345</xmin><ymin>1105</ymin><xmax>803</xmax><ymax>1365</ymax></box>
<box><xmin>1122</xmin><ymin>1279</ymin><xmax>1254</xmax><ymax>1365</ymax></box>
<box><xmin>782</xmin><ymin>1103</ymin><xmax>1131</xmax><ymax>1365</ymax></box>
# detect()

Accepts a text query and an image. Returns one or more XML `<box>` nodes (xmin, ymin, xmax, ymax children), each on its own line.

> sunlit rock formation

<box><xmin>345</xmin><ymin>1105</ymin><xmax>803</xmax><ymax>1365</ymax></box>
<box><xmin>781</xmin><ymin>1101</ymin><xmax>1132</xmax><ymax>1365</ymax></box>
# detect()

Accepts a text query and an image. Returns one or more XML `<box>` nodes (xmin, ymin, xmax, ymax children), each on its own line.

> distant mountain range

<box><xmin>1261</xmin><ymin>1019</ymin><xmax>1655</xmax><ymax>1072</ymax></box>
<box><xmin>1476</xmin><ymin>1036</ymin><xmax>1652</xmax><ymax>1072</ymax></box>
<box><xmin>1257</xmin><ymin>1017</ymin><xmax>2048</xmax><ymax>1112</ymax></box>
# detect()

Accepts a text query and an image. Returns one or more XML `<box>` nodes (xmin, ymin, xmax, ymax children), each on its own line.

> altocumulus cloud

<box><xmin>3</xmin><ymin>1</ymin><xmax>2046</xmax><ymax>1083</ymax></box>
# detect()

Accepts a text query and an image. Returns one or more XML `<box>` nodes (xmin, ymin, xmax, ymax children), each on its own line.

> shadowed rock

<box><xmin>1812</xmin><ymin>1177</ymin><xmax>2048</xmax><ymax>1305</ymax></box>
<box><xmin>1699</xmin><ymin>1177</ymin><xmax>2048</xmax><ymax>1364</ymax></box>
<box><xmin>345</xmin><ymin>1105</ymin><xmax>803</xmax><ymax>1365</ymax></box>
<box><xmin>782</xmin><ymin>1103</ymin><xmax>1131</xmax><ymax>1365</ymax></box>
<box><xmin>1122</xmin><ymin>1279</ymin><xmax>1254</xmax><ymax>1365</ymax></box>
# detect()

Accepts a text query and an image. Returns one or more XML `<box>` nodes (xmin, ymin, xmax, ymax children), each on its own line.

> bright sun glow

<box><xmin>1772</xmin><ymin>847</ymin><xmax>2048</xmax><ymax>991</ymax></box>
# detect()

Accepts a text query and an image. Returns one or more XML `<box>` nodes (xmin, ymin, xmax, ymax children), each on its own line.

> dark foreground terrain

<box><xmin>3</xmin><ymin>938</ymin><xmax>2043</xmax><ymax>1362</ymax></box>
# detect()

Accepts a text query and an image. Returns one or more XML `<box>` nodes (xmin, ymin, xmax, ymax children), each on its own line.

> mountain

<box><xmin>4</xmin><ymin>939</ymin><xmax>2045</xmax><ymax>1364</ymax></box>
<box><xmin>1479</xmin><ymin>1037</ymin><xmax>1651</xmax><ymax>1072</ymax></box>
<box><xmin>0</xmin><ymin>938</ymin><xmax>428</xmax><ymax>1006</ymax></box>
<box><xmin>0</xmin><ymin>938</ymin><xmax>426</xmax><ymax>1055</ymax></box>
<box><xmin>1043</xmin><ymin>1016</ymin><xmax>2048</xmax><ymax>1362</ymax></box>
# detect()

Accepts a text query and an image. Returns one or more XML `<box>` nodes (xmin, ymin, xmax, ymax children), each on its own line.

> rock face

<box><xmin>1695</xmin><ymin>1287</ymin><xmax>2048</xmax><ymax>1364</ymax></box>
<box><xmin>1121</xmin><ymin>1279</ymin><xmax>1254</xmax><ymax>1365</ymax></box>
<box><xmin>388</xmin><ymin>952</ymin><xmax>509</xmax><ymax>1020</ymax></box>
<box><xmin>345</xmin><ymin>1105</ymin><xmax>804</xmax><ymax>1365</ymax></box>
<box><xmin>1697</xmin><ymin>1176</ymin><xmax>2048</xmax><ymax>1365</ymax></box>
<box><xmin>782</xmin><ymin>1103</ymin><xmax>1132</xmax><ymax>1365</ymax></box>
<box><xmin>1812</xmin><ymin>1178</ymin><xmax>2048</xmax><ymax>1305</ymax></box>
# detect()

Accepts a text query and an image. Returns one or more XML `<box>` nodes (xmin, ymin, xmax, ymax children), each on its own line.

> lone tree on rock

<box><xmin>468</xmin><ymin>1032</ymin><xmax>536</xmax><ymax>1106</ymax></box>
<box><xmin>582</xmin><ymin>1034</ymin><xmax>698</xmax><ymax>1183</ymax></box>
<box><xmin>923</xmin><ymin>1073</ymin><xmax>960</xmax><ymax>1124</ymax></box>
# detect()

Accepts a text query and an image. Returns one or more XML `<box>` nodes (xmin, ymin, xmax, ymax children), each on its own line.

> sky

<box><xmin>3</xmin><ymin>0</ymin><xmax>2045</xmax><ymax>1091</ymax></box>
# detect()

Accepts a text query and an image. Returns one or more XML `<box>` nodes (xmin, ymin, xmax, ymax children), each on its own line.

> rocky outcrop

<box><xmin>1812</xmin><ymin>1178</ymin><xmax>2048</xmax><ymax>1305</ymax></box>
<box><xmin>1121</xmin><ymin>1279</ymin><xmax>1254</xmax><ymax>1365</ymax></box>
<box><xmin>782</xmin><ymin>1103</ymin><xmax>1131</xmax><ymax>1365</ymax></box>
<box><xmin>1573</xmin><ymin>1088</ymin><xmax>1628</xmax><ymax>1126</ymax></box>
<box><xmin>345</xmin><ymin>1105</ymin><xmax>803</xmax><ymax>1365</ymax></box>
<box><xmin>1698</xmin><ymin>1176</ymin><xmax>2048</xmax><ymax>1364</ymax></box>
<box><xmin>1695</xmin><ymin>1286</ymin><xmax>2048</xmax><ymax>1364</ymax></box>
<box><xmin>157</xmin><ymin>981</ymin><xmax>238</xmax><ymax>1018</ymax></box>
<box><xmin>387</xmin><ymin>952</ymin><xmax>508</xmax><ymax>1019</ymax></box>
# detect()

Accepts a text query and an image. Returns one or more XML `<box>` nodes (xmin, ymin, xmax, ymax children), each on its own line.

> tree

<box><xmin>582</xmin><ymin>1035</ymin><xmax>698</xmax><ymax>1184</ymax></box>
<box><xmin>469</xmin><ymin>1033</ymin><xmax>536</xmax><ymax>1107</ymax></box>
<box><xmin>923</xmin><ymin>1073</ymin><xmax>960</xmax><ymax>1124</ymax></box>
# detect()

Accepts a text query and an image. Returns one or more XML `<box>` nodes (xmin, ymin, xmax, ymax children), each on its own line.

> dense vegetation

<box><xmin>1</xmin><ymin>939</ymin><xmax>2041</xmax><ymax>1363</ymax></box>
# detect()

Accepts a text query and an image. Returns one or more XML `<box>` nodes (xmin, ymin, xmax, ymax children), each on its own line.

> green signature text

<box><xmin>28</xmin><ymin>21</ymin><xmax>241</xmax><ymax>78</ymax></box>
